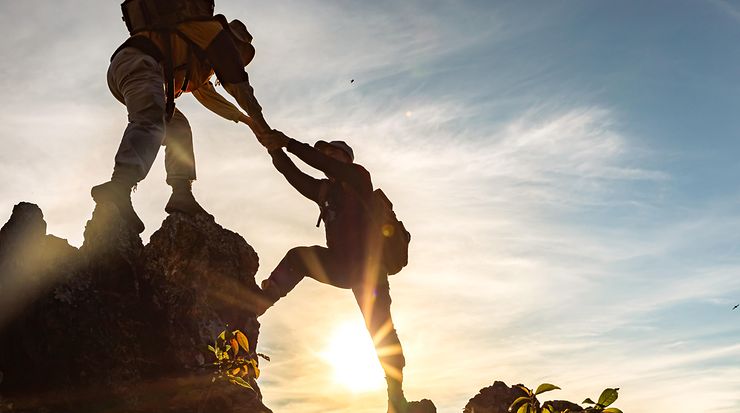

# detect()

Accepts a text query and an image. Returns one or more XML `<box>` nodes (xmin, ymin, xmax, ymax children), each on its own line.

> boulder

<box><xmin>0</xmin><ymin>203</ymin><xmax>268</xmax><ymax>413</ymax></box>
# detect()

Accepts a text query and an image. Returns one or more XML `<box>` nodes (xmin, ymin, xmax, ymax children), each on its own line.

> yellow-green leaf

<box><xmin>515</xmin><ymin>385</ymin><xmax>533</xmax><ymax>397</ymax></box>
<box><xmin>235</xmin><ymin>331</ymin><xmax>250</xmax><ymax>352</ymax></box>
<box><xmin>603</xmin><ymin>408</ymin><xmax>623</xmax><ymax>413</ymax></box>
<box><xmin>509</xmin><ymin>396</ymin><xmax>530</xmax><ymax>412</ymax></box>
<box><xmin>232</xmin><ymin>376</ymin><xmax>254</xmax><ymax>390</ymax></box>
<box><xmin>583</xmin><ymin>398</ymin><xmax>596</xmax><ymax>405</ymax></box>
<box><xmin>597</xmin><ymin>388</ymin><xmax>619</xmax><ymax>407</ymax></box>
<box><xmin>535</xmin><ymin>383</ymin><xmax>561</xmax><ymax>396</ymax></box>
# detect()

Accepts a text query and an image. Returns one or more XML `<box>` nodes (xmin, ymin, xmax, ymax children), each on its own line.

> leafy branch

<box><xmin>207</xmin><ymin>329</ymin><xmax>265</xmax><ymax>393</ymax></box>
<box><xmin>508</xmin><ymin>384</ymin><xmax>623</xmax><ymax>413</ymax></box>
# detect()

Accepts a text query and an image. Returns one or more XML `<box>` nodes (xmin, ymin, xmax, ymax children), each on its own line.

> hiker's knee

<box><xmin>286</xmin><ymin>246</ymin><xmax>321</xmax><ymax>265</ymax></box>
<box><xmin>285</xmin><ymin>246</ymin><xmax>308</xmax><ymax>262</ymax></box>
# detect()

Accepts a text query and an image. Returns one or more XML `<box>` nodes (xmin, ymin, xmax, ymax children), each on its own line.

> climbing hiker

<box><xmin>254</xmin><ymin>130</ymin><xmax>413</xmax><ymax>413</ymax></box>
<box><xmin>92</xmin><ymin>0</ymin><xmax>269</xmax><ymax>233</ymax></box>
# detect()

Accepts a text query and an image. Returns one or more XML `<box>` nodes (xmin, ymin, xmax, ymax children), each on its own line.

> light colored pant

<box><xmin>107</xmin><ymin>47</ymin><xmax>196</xmax><ymax>184</ymax></box>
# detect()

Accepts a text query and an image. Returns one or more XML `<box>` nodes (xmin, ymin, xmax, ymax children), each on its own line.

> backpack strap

<box><xmin>315</xmin><ymin>180</ymin><xmax>330</xmax><ymax>228</ymax></box>
<box><xmin>162</xmin><ymin>32</ymin><xmax>176</xmax><ymax>121</ymax></box>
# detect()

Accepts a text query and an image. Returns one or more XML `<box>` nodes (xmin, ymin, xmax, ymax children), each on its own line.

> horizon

<box><xmin>1</xmin><ymin>1</ymin><xmax>740</xmax><ymax>412</ymax></box>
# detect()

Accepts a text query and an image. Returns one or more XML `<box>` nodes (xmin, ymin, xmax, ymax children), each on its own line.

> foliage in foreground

<box><xmin>509</xmin><ymin>383</ymin><xmax>623</xmax><ymax>413</ymax></box>
<box><xmin>207</xmin><ymin>329</ymin><xmax>268</xmax><ymax>394</ymax></box>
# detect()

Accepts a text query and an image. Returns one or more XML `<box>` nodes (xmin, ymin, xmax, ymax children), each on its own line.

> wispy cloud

<box><xmin>1</xmin><ymin>1</ymin><xmax>740</xmax><ymax>412</ymax></box>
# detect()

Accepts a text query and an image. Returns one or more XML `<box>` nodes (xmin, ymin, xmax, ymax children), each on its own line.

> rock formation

<box><xmin>0</xmin><ymin>202</ymin><xmax>268</xmax><ymax>413</ymax></box>
<box><xmin>464</xmin><ymin>381</ymin><xmax>583</xmax><ymax>413</ymax></box>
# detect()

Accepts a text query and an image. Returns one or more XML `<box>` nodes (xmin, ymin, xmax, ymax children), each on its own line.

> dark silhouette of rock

<box><xmin>408</xmin><ymin>398</ymin><xmax>437</xmax><ymax>413</ymax></box>
<box><xmin>463</xmin><ymin>381</ymin><xmax>583</xmax><ymax>413</ymax></box>
<box><xmin>543</xmin><ymin>399</ymin><xmax>583</xmax><ymax>412</ymax></box>
<box><xmin>0</xmin><ymin>202</ymin><xmax>269</xmax><ymax>413</ymax></box>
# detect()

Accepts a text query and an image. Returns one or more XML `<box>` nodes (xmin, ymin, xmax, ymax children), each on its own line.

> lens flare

<box><xmin>320</xmin><ymin>320</ymin><xmax>385</xmax><ymax>392</ymax></box>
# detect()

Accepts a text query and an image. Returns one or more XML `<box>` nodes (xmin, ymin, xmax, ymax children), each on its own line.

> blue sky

<box><xmin>1</xmin><ymin>1</ymin><xmax>740</xmax><ymax>412</ymax></box>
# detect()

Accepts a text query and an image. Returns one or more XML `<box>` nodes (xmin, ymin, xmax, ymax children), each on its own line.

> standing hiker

<box><xmin>92</xmin><ymin>0</ymin><xmax>269</xmax><ymax>233</ymax></box>
<box><xmin>254</xmin><ymin>130</ymin><xmax>413</xmax><ymax>413</ymax></box>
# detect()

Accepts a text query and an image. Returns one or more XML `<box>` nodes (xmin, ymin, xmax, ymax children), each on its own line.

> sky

<box><xmin>1</xmin><ymin>0</ymin><xmax>740</xmax><ymax>412</ymax></box>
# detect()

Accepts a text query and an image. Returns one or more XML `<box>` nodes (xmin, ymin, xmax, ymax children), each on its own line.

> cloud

<box><xmin>1</xmin><ymin>1</ymin><xmax>740</xmax><ymax>412</ymax></box>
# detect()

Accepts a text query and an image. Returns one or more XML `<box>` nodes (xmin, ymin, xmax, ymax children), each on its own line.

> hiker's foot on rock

<box><xmin>165</xmin><ymin>190</ymin><xmax>212</xmax><ymax>217</ymax></box>
<box><xmin>91</xmin><ymin>181</ymin><xmax>145</xmax><ymax>233</ymax></box>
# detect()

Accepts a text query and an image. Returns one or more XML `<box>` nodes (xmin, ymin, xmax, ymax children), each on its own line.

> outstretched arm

<box><xmin>192</xmin><ymin>81</ymin><xmax>250</xmax><ymax>124</ymax></box>
<box><xmin>269</xmin><ymin>148</ymin><xmax>324</xmax><ymax>203</ymax></box>
<box><xmin>204</xmin><ymin>29</ymin><xmax>270</xmax><ymax>134</ymax></box>
<box><xmin>283</xmin><ymin>138</ymin><xmax>370</xmax><ymax>194</ymax></box>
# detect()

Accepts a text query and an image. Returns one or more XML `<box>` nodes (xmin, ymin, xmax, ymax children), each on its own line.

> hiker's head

<box><xmin>315</xmin><ymin>140</ymin><xmax>354</xmax><ymax>164</ymax></box>
<box><xmin>229</xmin><ymin>20</ymin><xmax>255</xmax><ymax>66</ymax></box>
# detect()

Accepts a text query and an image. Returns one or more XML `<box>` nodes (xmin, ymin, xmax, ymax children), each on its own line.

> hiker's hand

<box><xmin>260</xmin><ymin>130</ymin><xmax>289</xmax><ymax>151</ymax></box>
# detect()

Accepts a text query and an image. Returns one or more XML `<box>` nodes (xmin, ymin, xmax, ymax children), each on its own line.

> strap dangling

<box><xmin>316</xmin><ymin>181</ymin><xmax>330</xmax><ymax>227</ymax></box>
<box><xmin>162</xmin><ymin>31</ymin><xmax>176</xmax><ymax>121</ymax></box>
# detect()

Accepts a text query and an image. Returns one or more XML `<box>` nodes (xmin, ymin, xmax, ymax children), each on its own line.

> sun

<box><xmin>320</xmin><ymin>320</ymin><xmax>386</xmax><ymax>392</ymax></box>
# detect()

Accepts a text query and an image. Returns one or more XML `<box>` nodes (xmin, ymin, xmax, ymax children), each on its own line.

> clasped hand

<box><xmin>256</xmin><ymin>129</ymin><xmax>289</xmax><ymax>151</ymax></box>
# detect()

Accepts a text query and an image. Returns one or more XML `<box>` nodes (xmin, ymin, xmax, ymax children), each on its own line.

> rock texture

<box><xmin>408</xmin><ymin>399</ymin><xmax>437</xmax><ymax>413</ymax></box>
<box><xmin>464</xmin><ymin>381</ymin><xmax>582</xmax><ymax>413</ymax></box>
<box><xmin>0</xmin><ymin>202</ymin><xmax>268</xmax><ymax>413</ymax></box>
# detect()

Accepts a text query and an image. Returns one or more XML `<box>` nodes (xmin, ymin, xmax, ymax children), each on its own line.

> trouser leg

<box><xmin>262</xmin><ymin>246</ymin><xmax>356</xmax><ymax>302</ymax></box>
<box><xmin>353</xmin><ymin>277</ymin><xmax>406</xmax><ymax>381</ymax></box>
<box><xmin>107</xmin><ymin>47</ymin><xmax>166</xmax><ymax>184</ymax></box>
<box><xmin>160</xmin><ymin>108</ymin><xmax>209</xmax><ymax>216</ymax></box>
<box><xmin>353</xmin><ymin>276</ymin><xmax>407</xmax><ymax>412</ymax></box>
<box><xmin>164</xmin><ymin>108</ymin><xmax>196</xmax><ymax>184</ymax></box>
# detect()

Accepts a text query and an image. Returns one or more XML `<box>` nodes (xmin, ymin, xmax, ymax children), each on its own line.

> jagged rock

<box><xmin>0</xmin><ymin>202</ymin><xmax>79</xmax><ymax>324</ymax></box>
<box><xmin>409</xmin><ymin>398</ymin><xmax>437</xmax><ymax>413</ymax></box>
<box><xmin>0</xmin><ymin>202</ymin><xmax>269</xmax><ymax>413</ymax></box>
<box><xmin>464</xmin><ymin>381</ymin><xmax>530</xmax><ymax>413</ymax></box>
<box><xmin>464</xmin><ymin>381</ymin><xmax>583</xmax><ymax>413</ymax></box>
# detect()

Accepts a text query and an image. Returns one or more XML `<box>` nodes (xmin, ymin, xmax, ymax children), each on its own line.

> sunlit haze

<box><xmin>321</xmin><ymin>320</ymin><xmax>386</xmax><ymax>393</ymax></box>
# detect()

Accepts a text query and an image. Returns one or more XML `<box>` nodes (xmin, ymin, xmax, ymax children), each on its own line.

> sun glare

<box><xmin>320</xmin><ymin>321</ymin><xmax>386</xmax><ymax>392</ymax></box>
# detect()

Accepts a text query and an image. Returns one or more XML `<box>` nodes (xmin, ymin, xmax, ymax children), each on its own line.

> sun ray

<box><xmin>320</xmin><ymin>320</ymin><xmax>386</xmax><ymax>392</ymax></box>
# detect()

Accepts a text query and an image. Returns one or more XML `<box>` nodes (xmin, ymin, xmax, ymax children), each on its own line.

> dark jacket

<box><xmin>270</xmin><ymin>139</ymin><xmax>373</xmax><ymax>254</ymax></box>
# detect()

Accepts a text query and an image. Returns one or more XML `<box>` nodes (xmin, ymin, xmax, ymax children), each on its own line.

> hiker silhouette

<box><xmin>92</xmin><ymin>0</ymin><xmax>269</xmax><ymax>233</ymax></box>
<box><xmin>251</xmin><ymin>130</ymin><xmax>414</xmax><ymax>413</ymax></box>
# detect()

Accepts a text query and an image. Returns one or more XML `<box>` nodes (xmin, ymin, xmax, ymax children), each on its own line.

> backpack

<box><xmin>120</xmin><ymin>0</ymin><xmax>215</xmax><ymax>120</ymax></box>
<box><xmin>121</xmin><ymin>0</ymin><xmax>215</xmax><ymax>35</ymax></box>
<box><xmin>317</xmin><ymin>183</ymin><xmax>411</xmax><ymax>275</ymax></box>
<box><xmin>370</xmin><ymin>189</ymin><xmax>411</xmax><ymax>275</ymax></box>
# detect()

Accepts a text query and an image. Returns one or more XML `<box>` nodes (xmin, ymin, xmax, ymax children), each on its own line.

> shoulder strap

<box><xmin>315</xmin><ymin>180</ymin><xmax>330</xmax><ymax>228</ymax></box>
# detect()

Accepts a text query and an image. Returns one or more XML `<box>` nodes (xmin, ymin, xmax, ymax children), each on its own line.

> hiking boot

<box><xmin>253</xmin><ymin>279</ymin><xmax>281</xmax><ymax>317</ymax></box>
<box><xmin>91</xmin><ymin>181</ymin><xmax>145</xmax><ymax>234</ymax></box>
<box><xmin>165</xmin><ymin>180</ymin><xmax>212</xmax><ymax>217</ymax></box>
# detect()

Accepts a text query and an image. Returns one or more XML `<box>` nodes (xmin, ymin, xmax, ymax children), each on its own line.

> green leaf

<box><xmin>583</xmin><ymin>398</ymin><xmax>596</xmax><ymax>405</ymax></box>
<box><xmin>515</xmin><ymin>385</ymin><xmax>533</xmax><ymax>397</ymax></box>
<box><xmin>218</xmin><ymin>331</ymin><xmax>226</xmax><ymax>341</ymax></box>
<box><xmin>602</xmin><ymin>409</ymin><xmax>623</xmax><ymax>413</ymax></box>
<box><xmin>516</xmin><ymin>403</ymin><xmax>530</xmax><ymax>413</ymax></box>
<box><xmin>509</xmin><ymin>396</ymin><xmax>530</xmax><ymax>412</ymax></box>
<box><xmin>542</xmin><ymin>406</ymin><xmax>553</xmax><ymax>413</ymax></box>
<box><xmin>535</xmin><ymin>383</ymin><xmax>561</xmax><ymax>396</ymax></box>
<box><xmin>597</xmin><ymin>388</ymin><xmax>619</xmax><ymax>407</ymax></box>
<box><xmin>232</xmin><ymin>376</ymin><xmax>254</xmax><ymax>390</ymax></box>
<box><xmin>207</xmin><ymin>345</ymin><xmax>216</xmax><ymax>353</ymax></box>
